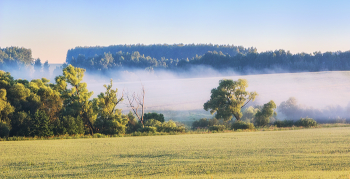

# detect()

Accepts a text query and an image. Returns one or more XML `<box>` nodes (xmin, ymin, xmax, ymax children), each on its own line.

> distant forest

<box><xmin>0</xmin><ymin>47</ymin><xmax>33</xmax><ymax>68</ymax></box>
<box><xmin>67</xmin><ymin>44</ymin><xmax>350</xmax><ymax>74</ymax></box>
<box><xmin>2</xmin><ymin>45</ymin><xmax>350</xmax><ymax>75</ymax></box>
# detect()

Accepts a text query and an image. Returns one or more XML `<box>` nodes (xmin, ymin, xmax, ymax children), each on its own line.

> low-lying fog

<box><xmin>5</xmin><ymin>66</ymin><xmax>350</xmax><ymax>121</ymax></box>
<box><xmin>83</xmin><ymin>68</ymin><xmax>350</xmax><ymax>120</ymax></box>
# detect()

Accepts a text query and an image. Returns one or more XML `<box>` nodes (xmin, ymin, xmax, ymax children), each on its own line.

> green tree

<box><xmin>0</xmin><ymin>121</ymin><xmax>10</xmax><ymax>138</ymax></box>
<box><xmin>0</xmin><ymin>89</ymin><xmax>15</xmax><ymax>125</ymax></box>
<box><xmin>57</xmin><ymin>64</ymin><xmax>97</xmax><ymax>134</ymax></box>
<box><xmin>93</xmin><ymin>79</ymin><xmax>128</xmax><ymax>135</ymax></box>
<box><xmin>241</xmin><ymin>106</ymin><xmax>259</xmax><ymax>123</ymax></box>
<box><xmin>143</xmin><ymin>112</ymin><xmax>164</xmax><ymax>123</ymax></box>
<box><xmin>31</xmin><ymin>110</ymin><xmax>53</xmax><ymax>137</ymax></box>
<box><xmin>254</xmin><ymin>100</ymin><xmax>277</xmax><ymax>127</ymax></box>
<box><xmin>204</xmin><ymin>79</ymin><xmax>257</xmax><ymax>121</ymax></box>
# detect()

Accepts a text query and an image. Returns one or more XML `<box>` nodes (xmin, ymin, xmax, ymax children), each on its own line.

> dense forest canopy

<box><xmin>67</xmin><ymin>44</ymin><xmax>350</xmax><ymax>74</ymax></box>
<box><xmin>1</xmin><ymin>45</ymin><xmax>350</xmax><ymax>76</ymax></box>
<box><xmin>0</xmin><ymin>47</ymin><xmax>33</xmax><ymax>68</ymax></box>
<box><xmin>66</xmin><ymin>44</ymin><xmax>255</xmax><ymax>63</ymax></box>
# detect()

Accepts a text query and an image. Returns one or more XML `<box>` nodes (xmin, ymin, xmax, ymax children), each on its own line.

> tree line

<box><xmin>66</xmin><ymin>44</ymin><xmax>254</xmax><ymax>64</ymax></box>
<box><xmin>0</xmin><ymin>65</ymin><xmax>185</xmax><ymax>138</ymax></box>
<box><xmin>66</xmin><ymin>46</ymin><xmax>350</xmax><ymax>74</ymax></box>
<box><xmin>2</xmin><ymin>45</ymin><xmax>350</xmax><ymax>76</ymax></box>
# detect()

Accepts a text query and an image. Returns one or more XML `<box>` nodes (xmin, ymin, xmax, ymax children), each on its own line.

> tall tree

<box><xmin>33</xmin><ymin>58</ymin><xmax>42</xmax><ymax>77</ymax></box>
<box><xmin>93</xmin><ymin>79</ymin><xmax>127</xmax><ymax>134</ymax></box>
<box><xmin>255</xmin><ymin>100</ymin><xmax>277</xmax><ymax>127</ymax></box>
<box><xmin>57</xmin><ymin>64</ymin><xmax>96</xmax><ymax>134</ymax></box>
<box><xmin>43</xmin><ymin>60</ymin><xmax>50</xmax><ymax>75</ymax></box>
<box><xmin>204</xmin><ymin>79</ymin><xmax>257</xmax><ymax>121</ymax></box>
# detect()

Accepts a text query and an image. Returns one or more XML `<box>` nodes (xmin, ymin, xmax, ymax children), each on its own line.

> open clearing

<box><xmin>1</xmin><ymin>127</ymin><xmax>350</xmax><ymax>178</ymax></box>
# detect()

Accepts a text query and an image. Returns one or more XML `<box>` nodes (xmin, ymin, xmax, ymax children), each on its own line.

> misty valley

<box><xmin>1</xmin><ymin>44</ymin><xmax>350</xmax><ymax>178</ymax></box>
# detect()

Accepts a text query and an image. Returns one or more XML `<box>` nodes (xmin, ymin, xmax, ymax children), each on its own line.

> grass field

<box><xmin>1</xmin><ymin>127</ymin><xmax>350</xmax><ymax>178</ymax></box>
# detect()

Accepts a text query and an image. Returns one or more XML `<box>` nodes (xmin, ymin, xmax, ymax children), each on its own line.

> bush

<box><xmin>274</xmin><ymin>120</ymin><xmax>294</xmax><ymax>127</ymax></box>
<box><xmin>138</xmin><ymin>126</ymin><xmax>157</xmax><ymax>133</ymax></box>
<box><xmin>192</xmin><ymin>118</ymin><xmax>209</xmax><ymax>129</ymax></box>
<box><xmin>0</xmin><ymin>121</ymin><xmax>10</xmax><ymax>138</ymax></box>
<box><xmin>209</xmin><ymin>125</ymin><xmax>226</xmax><ymax>131</ymax></box>
<box><xmin>295</xmin><ymin>118</ymin><xmax>317</xmax><ymax>127</ymax></box>
<box><xmin>232</xmin><ymin>121</ymin><xmax>255</xmax><ymax>131</ymax></box>
<box><xmin>144</xmin><ymin>112</ymin><xmax>165</xmax><ymax>123</ymax></box>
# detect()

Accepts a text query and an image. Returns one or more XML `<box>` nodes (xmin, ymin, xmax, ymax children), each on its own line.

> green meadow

<box><xmin>1</xmin><ymin>127</ymin><xmax>350</xmax><ymax>178</ymax></box>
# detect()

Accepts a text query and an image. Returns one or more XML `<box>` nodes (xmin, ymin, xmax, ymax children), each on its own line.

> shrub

<box><xmin>192</xmin><ymin>118</ymin><xmax>209</xmax><ymax>129</ymax></box>
<box><xmin>232</xmin><ymin>121</ymin><xmax>255</xmax><ymax>131</ymax></box>
<box><xmin>144</xmin><ymin>119</ymin><xmax>162</xmax><ymax>128</ymax></box>
<box><xmin>138</xmin><ymin>126</ymin><xmax>157</xmax><ymax>133</ymax></box>
<box><xmin>0</xmin><ymin>121</ymin><xmax>10</xmax><ymax>138</ymax></box>
<box><xmin>295</xmin><ymin>118</ymin><xmax>317</xmax><ymax>127</ymax></box>
<box><xmin>158</xmin><ymin>120</ymin><xmax>185</xmax><ymax>133</ymax></box>
<box><xmin>209</xmin><ymin>125</ymin><xmax>226</xmax><ymax>131</ymax></box>
<box><xmin>274</xmin><ymin>120</ymin><xmax>294</xmax><ymax>127</ymax></box>
<box><xmin>144</xmin><ymin>112</ymin><xmax>165</xmax><ymax>123</ymax></box>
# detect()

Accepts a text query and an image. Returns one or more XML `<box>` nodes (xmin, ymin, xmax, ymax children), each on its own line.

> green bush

<box><xmin>192</xmin><ymin>118</ymin><xmax>209</xmax><ymax>129</ymax></box>
<box><xmin>0</xmin><ymin>121</ymin><xmax>10</xmax><ymax>138</ymax></box>
<box><xmin>144</xmin><ymin>112</ymin><xmax>165</xmax><ymax>123</ymax></box>
<box><xmin>232</xmin><ymin>121</ymin><xmax>255</xmax><ymax>131</ymax></box>
<box><xmin>138</xmin><ymin>126</ymin><xmax>157</xmax><ymax>133</ymax></box>
<box><xmin>295</xmin><ymin>118</ymin><xmax>317</xmax><ymax>127</ymax></box>
<box><xmin>209</xmin><ymin>125</ymin><xmax>226</xmax><ymax>131</ymax></box>
<box><xmin>274</xmin><ymin>120</ymin><xmax>294</xmax><ymax>127</ymax></box>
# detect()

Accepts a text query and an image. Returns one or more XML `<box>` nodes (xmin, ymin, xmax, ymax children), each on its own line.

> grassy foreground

<box><xmin>1</xmin><ymin>127</ymin><xmax>350</xmax><ymax>178</ymax></box>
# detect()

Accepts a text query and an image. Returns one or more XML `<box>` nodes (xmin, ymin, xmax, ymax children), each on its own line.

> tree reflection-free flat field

<box><xmin>1</xmin><ymin>127</ymin><xmax>350</xmax><ymax>178</ymax></box>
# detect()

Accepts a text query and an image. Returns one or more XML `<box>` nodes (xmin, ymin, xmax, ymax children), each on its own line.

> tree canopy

<box><xmin>204</xmin><ymin>79</ymin><xmax>257</xmax><ymax>121</ymax></box>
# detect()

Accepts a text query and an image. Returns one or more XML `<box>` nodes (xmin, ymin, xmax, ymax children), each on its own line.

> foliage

<box><xmin>126</xmin><ymin>111</ymin><xmax>142</xmax><ymax>133</ymax></box>
<box><xmin>232</xmin><ymin>120</ymin><xmax>255</xmax><ymax>130</ymax></box>
<box><xmin>0</xmin><ymin>121</ymin><xmax>10</xmax><ymax>138</ymax></box>
<box><xmin>204</xmin><ymin>79</ymin><xmax>257</xmax><ymax>121</ymax></box>
<box><xmin>64</xmin><ymin>44</ymin><xmax>350</xmax><ymax>75</ymax></box>
<box><xmin>93</xmin><ymin>79</ymin><xmax>128</xmax><ymax>135</ymax></box>
<box><xmin>143</xmin><ymin>112</ymin><xmax>165</xmax><ymax>123</ymax></box>
<box><xmin>273</xmin><ymin>120</ymin><xmax>294</xmax><ymax>127</ymax></box>
<box><xmin>208</xmin><ymin>125</ymin><xmax>226</xmax><ymax>132</ymax></box>
<box><xmin>192</xmin><ymin>118</ymin><xmax>209</xmax><ymax>129</ymax></box>
<box><xmin>295</xmin><ymin>117</ymin><xmax>317</xmax><ymax>127</ymax></box>
<box><xmin>254</xmin><ymin>100</ymin><xmax>277</xmax><ymax>127</ymax></box>
<box><xmin>137</xmin><ymin>126</ymin><xmax>157</xmax><ymax>133</ymax></box>
<box><xmin>31</xmin><ymin>110</ymin><xmax>53</xmax><ymax>137</ymax></box>
<box><xmin>241</xmin><ymin>106</ymin><xmax>259</xmax><ymax>123</ymax></box>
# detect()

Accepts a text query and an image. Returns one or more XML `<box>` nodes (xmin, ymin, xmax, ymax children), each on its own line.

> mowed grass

<box><xmin>1</xmin><ymin>128</ymin><xmax>350</xmax><ymax>178</ymax></box>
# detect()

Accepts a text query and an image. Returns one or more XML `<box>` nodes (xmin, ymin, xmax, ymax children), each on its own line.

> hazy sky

<box><xmin>1</xmin><ymin>0</ymin><xmax>350</xmax><ymax>63</ymax></box>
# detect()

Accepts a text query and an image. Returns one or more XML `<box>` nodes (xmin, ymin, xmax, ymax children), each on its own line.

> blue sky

<box><xmin>1</xmin><ymin>0</ymin><xmax>350</xmax><ymax>63</ymax></box>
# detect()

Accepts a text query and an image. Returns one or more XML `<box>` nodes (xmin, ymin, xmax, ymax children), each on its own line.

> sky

<box><xmin>1</xmin><ymin>0</ymin><xmax>350</xmax><ymax>63</ymax></box>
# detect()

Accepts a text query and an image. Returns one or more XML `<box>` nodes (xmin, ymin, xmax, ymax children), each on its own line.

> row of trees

<box><xmin>0</xmin><ymin>65</ymin><xmax>184</xmax><ymax>138</ymax></box>
<box><xmin>3</xmin><ymin>46</ymin><xmax>350</xmax><ymax>77</ymax></box>
<box><xmin>65</xmin><ymin>44</ymin><xmax>350</xmax><ymax>74</ymax></box>
<box><xmin>66</xmin><ymin>44</ymin><xmax>253</xmax><ymax>63</ymax></box>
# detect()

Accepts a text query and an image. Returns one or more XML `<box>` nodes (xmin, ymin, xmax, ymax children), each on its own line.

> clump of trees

<box><xmin>203</xmin><ymin>79</ymin><xmax>258</xmax><ymax>121</ymax></box>
<box><xmin>273</xmin><ymin>118</ymin><xmax>317</xmax><ymax>128</ymax></box>
<box><xmin>200</xmin><ymin>78</ymin><xmax>281</xmax><ymax>130</ymax></box>
<box><xmin>0</xmin><ymin>65</ymin><xmax>184</xmax><ymax>138</ymax></box>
